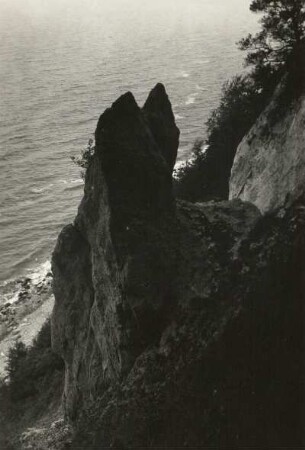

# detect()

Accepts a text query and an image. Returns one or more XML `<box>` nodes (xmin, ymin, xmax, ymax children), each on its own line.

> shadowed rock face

<box><xmin>69</xmin><ymin>195</ymin><xmax>305</xmax><ymax>450</ymax></box>
<box><xmin>95</xmin><ymin>88</ymin><xmax>176</xmax><ymax>225</ymax></box>
<box><xmin>143</xmin><ymin>83</ymin><xmax>180</xmax><ymax>171</ymax></box>
<box><xmin>52</xmin><ymin>84</ymin><xmax>304</xmax><ymax>448</ymax></box>
<box><xmin>52</xmin><ymin>84</ymin><xmax>181</xmax><ymax>419</ymax></box>
<box><xmin>52</xmin><ymin>84</ymin><xmax>260</xmax><ymax>420</ymax></box>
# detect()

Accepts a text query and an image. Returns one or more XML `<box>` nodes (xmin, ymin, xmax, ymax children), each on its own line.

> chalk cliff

<box><xmin>229</xmin><ymin>82</ymin><xmax>305</xmax><ymax>213</ymax></box>
<box><xmin>51</xmin><ymin>83</ymin><xmax>304</xmax><ymax>448</ymax></box>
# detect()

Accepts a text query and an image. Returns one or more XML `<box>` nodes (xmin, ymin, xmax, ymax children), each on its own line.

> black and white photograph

<box><xmin>0</xmin><ymin>0</ymin><xmax>304</xmax><ymax>448</ymax></box>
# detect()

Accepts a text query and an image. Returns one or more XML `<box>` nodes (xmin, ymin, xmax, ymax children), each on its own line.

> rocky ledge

<box><xmin>52</xmin><ymin>84</ymin><xmax>304</xmax><ymax>448</ymax></box>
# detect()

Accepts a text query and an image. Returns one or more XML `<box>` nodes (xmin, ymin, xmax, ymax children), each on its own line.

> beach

<box><xmin>0</xmin><ymin>270</ymin><xmax>54</xmax><ymax>378</ymax></box>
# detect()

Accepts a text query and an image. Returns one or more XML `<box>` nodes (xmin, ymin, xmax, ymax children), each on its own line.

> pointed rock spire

<box><xmin>143</xmin><ymin>83</ymin><xmax>180</xmax><ymax>171</ymax></box>
<box><xmin>93</xmin><ymin>84</ymin><xmax>179</xmax><ymax>227</ymax></box>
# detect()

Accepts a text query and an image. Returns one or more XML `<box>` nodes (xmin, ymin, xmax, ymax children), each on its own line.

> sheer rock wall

<box><xmin>230</xmin><ymin>84</ymin><xmax>305</xmax><ymax>213</ymax></box>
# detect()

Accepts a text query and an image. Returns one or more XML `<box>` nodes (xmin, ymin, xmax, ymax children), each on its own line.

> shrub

<box><xmin>71</xmin><ymin>138</ymin><xmax>95</xmax><ymax>179</ymax></box>
<box><xmin>238</xmin><ymin>0</ymin><xmax>305</xmax><ymax>76</ymax></box>
<box><xmin>5</xmin><ymin>319</ymin><xmax>64</xmax><ymax>402</ymax></box>
<box><xmin>175</xmin><ymin>1</ymin><xmax>305</xmax><ymax>203</ymax></box>
<box><xmin>174</xmin><ymin>75</ymin><xmax>272</xmax><ymax>202</ymax></box>
<box><xmin>7</xmin><ymin>341</ymin><xmax>27</xmax><ymax>384</ymax></box>
<box><xmin>0</xmin><ymin>320</ymin><xmax>65</xmax><ymax>448</ymax></box>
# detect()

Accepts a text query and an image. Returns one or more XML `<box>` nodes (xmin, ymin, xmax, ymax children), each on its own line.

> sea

<box><xmin>0</xmin><ymin>0</ymin><xmax>258</xmax><ymax>304</ymax></box>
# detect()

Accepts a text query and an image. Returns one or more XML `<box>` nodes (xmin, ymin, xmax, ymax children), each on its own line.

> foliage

<box><xmin>6</xmin><ymin>341</ymin><xmax>27</xmax><ymax>385</ymax></box>
<box><xmin>238</xmin><ymin>0</ymin><xmax>305</xmax><ymax>76</ymax></box>
<box><xmin>174</xmin><ymin>75</ymin><xmax>271</xmax><ymax>202</ymax></box>
<box><xmin>5</xmin><ymin>319</ymin><xmax>64</xmax><ymax>402</ymax></box>
<box><xmin>0</xmin><ymin>320</ymin><xmax>65</xmax><ymax>448</ymax></box>
<box><xmin>175</xmin><ymin>0</ymin><xmax>305</xmax><ymax>203</ymax></box>
<box><xmin>71</xmin><ymin>138</ymin><xmax>95</xmax><ymax>179</ymax></box>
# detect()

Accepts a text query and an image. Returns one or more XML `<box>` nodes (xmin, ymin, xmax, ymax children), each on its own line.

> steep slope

<box><xmin>72</xmin><ymin>195</ymin><xmax>305</xmax><ymax>448</ymax></box>
<box><xmin>52</xmin><ymin>84</ymin><xmax>181</xmax><ymax>419</ymax></box>
<box><xmin>230</xmin><ymin>81</ymin><xmax>305</xmax><ymax>213</ymax></box>
<box><xmin>52</xmin><ymin>84</ymin><xmax>304</xmax><ymax>448</ymax></box>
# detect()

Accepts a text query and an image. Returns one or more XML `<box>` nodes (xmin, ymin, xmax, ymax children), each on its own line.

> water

<box><xmin>0</xmin><ymin>0</ymin><xmax>257</xmax><ymax>300</ymax></box>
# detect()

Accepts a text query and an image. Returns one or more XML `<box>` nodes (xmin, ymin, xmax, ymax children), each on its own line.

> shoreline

<box><xmin>0</xmin><ymin>272</ymin><xmax>54</xmax><ymax>379</ymax></box>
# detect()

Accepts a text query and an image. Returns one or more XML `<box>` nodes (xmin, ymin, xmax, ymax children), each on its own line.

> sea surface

<box><xmin>0</xmin><ymin>0</ymin><xmax>258</xmax><ymax>302</ymax></box>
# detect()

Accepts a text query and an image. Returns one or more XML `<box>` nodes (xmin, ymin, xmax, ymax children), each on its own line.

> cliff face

<box><xmin>52</xmin><ymin>84</ymin><xmax>179</xmax><ymax>419</ymax></box>
<box><xmin>52</xmin><ymin>84</ymin><xmax>304</xmax><ymax>448</ymax></box>
<box><xmin>229</xmin><ymin>83</ymin><xmax>305</xmax><ymax>213</ymax></box>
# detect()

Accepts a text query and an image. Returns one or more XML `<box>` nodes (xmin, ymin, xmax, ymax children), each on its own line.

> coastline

<box><xmin>0</xmin><ymin>271</ymin><xmax>54</xmax><ymax>379</ymax></box>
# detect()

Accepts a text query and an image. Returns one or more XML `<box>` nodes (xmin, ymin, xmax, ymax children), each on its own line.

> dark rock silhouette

<box><xmin>143</xmin><ymin>83</ymin><xmax>180</xmax><ymax>171</ymax></box>
<box><xmin>52</xmin><ymin>84</ymin><xmax>181</xmax><ymax>419</ymax></box>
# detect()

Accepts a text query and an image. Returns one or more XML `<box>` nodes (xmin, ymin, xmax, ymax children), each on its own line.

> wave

<box><xmin>175</xmin><ymin>142</ymin><xmax>209</xmax><ymax>168</ymax></box>
<box><xmin>1</xmin><ymin>134</ymin><xmax>30</xmax><ymax>144</ymax></box>
<box><xmin>197</xmin><ymin>59</ymin><xmax>210</xmax><ymax>65</ymax></box>
<box><xmin>196</xmin><ymin>84</ymin><xmax>208</xmax><ymax>91</ymax></box>
<box><xmin>185</xmin><ymin>93</ymin><xmax>199</xmax><ymax>106</ymax></box>
<box><xmin>29</xmin><ymin>184</ymin><xmax>54</xmax><ymax>194</ymax></box>
<box><xmin>62</xmin><ymin>178</ymin><xmax>84</xmax><ymax>191</ymax></box>
<box><xmin>28</xmin><ymin>179</ymin><xmax>83</xmax><ymax>195</ymax></box>
<box><xmin>30</xmin><ymin>260</ymin><xmax>51</xmax><ymax>285</ymax></box>
<box><xmin>0</xmin><ymin>260</ymin><xmax>51</xmax><ymax>306</ymax></box>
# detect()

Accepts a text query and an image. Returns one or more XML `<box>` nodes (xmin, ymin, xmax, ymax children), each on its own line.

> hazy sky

<box><xmin>0</xmin><ymin>0</ymin><xmax>255</xmax><ymax>21</ymax></box>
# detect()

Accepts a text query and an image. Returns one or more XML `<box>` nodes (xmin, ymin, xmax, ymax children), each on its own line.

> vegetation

<box><xmin>239</xmin><ymin>0</ymin><xmax>305</xmax><ymax>73</ymax></box>
<box><xmin>5</xmin><ymin>319</ymin><xmax>64</xmax><ymax>401</ymax></box>
<box><xmin>175</xmin><ymin>0</ymin><xmax>305</xmax><ymax>202</ymax></box>
<box><xmin>0</xmin><ymin>320</ymin><xmax>64</xmax><ymax>447</ymax></box>
<box><xmin>174</xmin><ymin>75</ymin><xmax>271</xmax><ymax>201</ymax></box>
<box><xmin>71</xmin><ymin>138</ymin><xmax>95</xmax><ymax>179</ymax></box>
